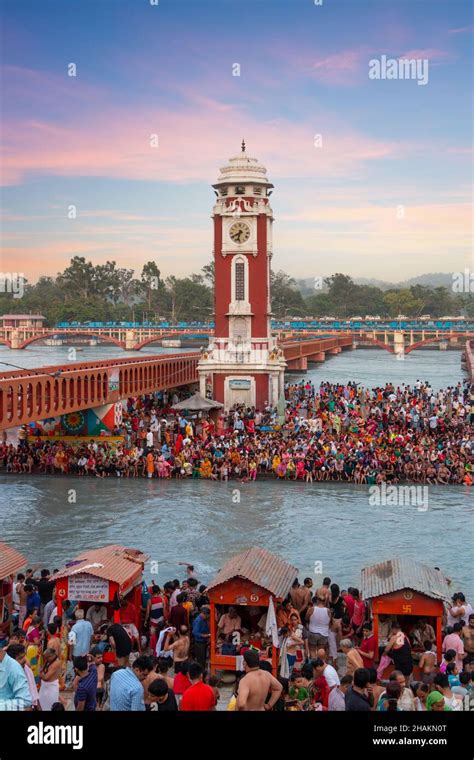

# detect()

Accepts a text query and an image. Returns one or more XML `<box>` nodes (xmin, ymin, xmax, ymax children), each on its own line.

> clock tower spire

<box><xmin>198</xmin><ymin>147</ymin><xmax>286</xmax><ymax>410</ymax></box>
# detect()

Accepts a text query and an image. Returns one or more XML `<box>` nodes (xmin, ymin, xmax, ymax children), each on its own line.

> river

<box><xmin>0</xmin><ymin>345</ymin><xmax>471</xmax><ymax>596</ymax></box>
<box><xmin>0</xmin><ymin>342</ymin><xmax>466</xmax><ymax>392</ymax></box>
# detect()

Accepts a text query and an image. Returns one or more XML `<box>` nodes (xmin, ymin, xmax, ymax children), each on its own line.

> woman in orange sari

<box><xmin>26</xmin><ymin>616</ymin><xmax>43</xmax><ymax>687</ymax></box>
<box><xmin>146</xmin><ymin>451</ymin><xmax>154</xmax><ymax>479</ymax></box>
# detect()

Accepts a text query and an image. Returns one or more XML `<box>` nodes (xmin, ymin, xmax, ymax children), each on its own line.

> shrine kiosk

<box><xmin>206</xmin><ymin>547</ymin><xmax>298</xmax><ymax>676</ymax></box>
<box><xmin>0</xmin><ymin>542</ymin><xmax>26</xmax><ymax>641</ymax></box>
<box><xmin>52</xmin><ymin>544</ymin><xmax>149</xmax><ymax>631</ymax></box>
<box><xmin>361</xmin><ymin>558</ymin><xmax>451</xmax><ymax>663</ymax></box>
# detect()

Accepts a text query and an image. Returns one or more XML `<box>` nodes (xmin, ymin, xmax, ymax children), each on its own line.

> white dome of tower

<box><xmin>213</xmin><ymin>140</ymin><xmax>274</xmax><ymax>190</ymax></box>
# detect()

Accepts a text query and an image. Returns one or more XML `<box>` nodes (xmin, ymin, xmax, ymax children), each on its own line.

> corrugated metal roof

<box><xmin>0</xmin><ymin>314</ymin><xmax>45</xmax><ymax>319</ymax></box>
<box><xmin>52</xmin><ymin>545</ymin><xmax>149</xmax><ymax>588</ymax></box>
<box><xmin>206</xmin><ymin>547</ymin><xmax>298</xmax><ymax>600</ymax></box>
<box><xmin>361</xmin><ymin>558</ymin><xmax>451</xmax><ymax>602</ymax></box>
<box><xmin>0</xmin><ymin>542</ymin><xmax>27</xmax><ymax>579</ymax></box>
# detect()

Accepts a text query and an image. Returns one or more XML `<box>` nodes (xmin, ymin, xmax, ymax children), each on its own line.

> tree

<box><xmin>201</xmin><ymin>261</ymin><xmax>215</xmax><ymax>287</ymax></box>
<box><xmin>383</xmin><ymin>289</ymin><xmax>424</xmax><ymax>318</ymax></box>
<box><xmin>324</xmin><ymin>274</ymin><xmax>357</xmax><ymax>316</ymax></box>
<box><xmin>164</xmin><ymin>276</ymin><xmax>212</xmax><ymax>322</ymax></box>
<box><xmin>271</xmin><ymin>270</ymin><xmax>307</xmax><ymax>318</ymax></box>
<box><xmin>140</xmin><ymin>261</ymin><xmax>161</xmax><ymax>310</ymax></box>
<box><xmin>57</xmin><ymin>256</ymin><xmax>96</xmax><ymax>301</ymax></box>
<box><xmin>305</xmin><ymin>292</ymin><xmax>335</xmax><ymax>316</ymax></box>
<box><xmin>94</xmin><ymin>261</ymin><xmax>135</xmax><ymax>304</ymax></box>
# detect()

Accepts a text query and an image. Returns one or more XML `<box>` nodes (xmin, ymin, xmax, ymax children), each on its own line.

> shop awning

<box><xmin>171</xmin><ymin>392</ymin><xmax>224</xmax><ymax>411</ymax></box>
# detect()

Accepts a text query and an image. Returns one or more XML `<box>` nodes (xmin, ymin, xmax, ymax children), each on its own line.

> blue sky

<box><xmin>1</xmin><ymin>0</ymin><xmax>472</xmax><ymax>283</ymax></box>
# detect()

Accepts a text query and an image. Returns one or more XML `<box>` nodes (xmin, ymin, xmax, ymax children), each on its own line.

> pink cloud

<box><xmin>448</xmin><ymin>25</ymin><xmax>474</xmax><ymax>34</ymax></box>
<box><xmin>311</xmin><ymin>48</ymin><xmax>370</xmax><ymax>85</ymax></box>
<box><xmin>399</xmin><ymin>48</ymin><xmax>451</xmax><ymax>61</ymax></box>
<box><xmin>1</xmin><ymin>67</ymin><xmax>402</xmax><ymax>186</ymax></box>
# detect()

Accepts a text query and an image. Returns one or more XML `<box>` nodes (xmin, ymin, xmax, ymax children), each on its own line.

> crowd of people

<box><xmin>1</xmin><ymin>379</ymin><xmax>472</xmax><ymax>485</ymax></box>
<box><xmin>1</xmin><ymin>566</ymin><xmax>473</xmax><ymax>712</ymax></box>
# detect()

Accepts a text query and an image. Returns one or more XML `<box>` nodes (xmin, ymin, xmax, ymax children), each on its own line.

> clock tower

<box><xmin>198</xmin><ymin>142</ymin><xmax>286</xmax><ymax>410</ymax></box>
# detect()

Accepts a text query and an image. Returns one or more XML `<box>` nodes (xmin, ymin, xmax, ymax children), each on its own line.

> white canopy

<box><xmin>171</xmin><ymin>392</ymin><xmax>224</xmax><ymax>411</ymax></box>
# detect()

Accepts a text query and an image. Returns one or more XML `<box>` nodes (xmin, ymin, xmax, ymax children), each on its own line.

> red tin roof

<box><xmin>361</xmin><ymin>558</ymin><xmax>451</xmax><ymax>602</ymax></box>
<box><xmin>206</xmin><ymin>547</ymin><xmax>298</xmax><ymax>600</ymax></box>
<box><xmin>0</xmin><ymin>542</ymin><xmax>27</xmax><ymax>580</ymax></box>
<box><xmin>52</xmin><ymin>545</ymin><xmax>149</xmax><ymax>588</ymax></box>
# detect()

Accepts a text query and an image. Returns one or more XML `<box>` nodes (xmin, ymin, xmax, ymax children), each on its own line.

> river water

<box><xmin>0</xmin><ymin>345</ymin><xmax>472</xmax><ymax>596</ymax></box>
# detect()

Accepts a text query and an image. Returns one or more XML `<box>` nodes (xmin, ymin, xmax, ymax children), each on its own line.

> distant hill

<box><xmin>295</xmin><ymin>273</ymin><xmax>456</xmax><ymax>295</ymax></box>
<box><xmin>355</xmin><ymin>273</ymin><xmax>456</xmax><ymax>290</ymax></box>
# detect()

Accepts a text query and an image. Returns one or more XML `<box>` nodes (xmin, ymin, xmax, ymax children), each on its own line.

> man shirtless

<box><xmin>164</xmin><ymin>625</ymin><xmax>190</xmax><ymax>668</ymax></box>
<box><xmin>315</xmin><ymin>577</ymin><xmax>332</xmax><ymax>607</ymax></box>
<box><xmin>462</xmin><ymin>614</ymin><xmax>474</xmax><ymax>664</ymax></box>
<box><xmin>289</xmin><ymin>579</ymin><xmax>312</xmax><ymax>614</ymax></box>
<box><xmin>237</xmin><ymin>650</ymin><xmax>282</xmax><ymax>711</ymax></box>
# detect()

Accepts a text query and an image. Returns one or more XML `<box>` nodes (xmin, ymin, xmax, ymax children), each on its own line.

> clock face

<box><xmin>229</xmin><ymin>222</ymin><xmax>250</xmax><ymax>244</ymax></box>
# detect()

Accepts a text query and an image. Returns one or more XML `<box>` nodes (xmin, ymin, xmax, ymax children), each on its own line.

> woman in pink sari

<box><xmin>296</xmin><ymin>459</ymin><xmax>306</xmax><ymax>479</ymax></box>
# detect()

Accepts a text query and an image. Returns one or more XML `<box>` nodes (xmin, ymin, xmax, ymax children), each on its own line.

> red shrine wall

<box><xmin>212</xmin><ymin>374</ymin><xmax>268</xmax><ymax>409</ymax></box>
<box><xmin>213</xmin><ymin>374</ymin><xmax>225</xmax><ymax>403</ymax></box>
<box><xmin>255</xmin><ymin>374</ymin><xmax>269</xmax><ymax>408</ymax></box>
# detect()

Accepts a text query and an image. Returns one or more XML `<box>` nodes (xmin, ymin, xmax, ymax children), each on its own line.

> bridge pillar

<box><xmin>384</xmin><ymin>331</ymin><xmax>389</xmax><ymax>344</ymax></box>
<box><xmin>125</xmin><ymin>330</ymin><xmax>137</xmax><ymax>350</ymax></box>
<box><xmin>286</xmin><ymin>357</ymin><xmax>308</xmax><ymax>372</ymax></box>
<box><xmin>9</xmin><ymin>330</ymin><xmax>22</xmax><ymax>349</ymax></box>
<box><xmin>328</xmin><ymin>347</ymin><xmax>341</xmax><ymax>355</ymax></box>
<box><xmin>393</xmin><ymin>330</ymin><xmax>405</xmax><ymax>356</ymax></box>
<box><xmin>308</xmin><ymin>352</ymin><xmax>325</xmax><ymax>363</ymax></box>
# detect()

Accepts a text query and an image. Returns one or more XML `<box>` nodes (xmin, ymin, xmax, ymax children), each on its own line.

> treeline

<box><xmin>0</xmin><ymin>258</ymin><xmax>472</xmax><ymax>324</ymax></box>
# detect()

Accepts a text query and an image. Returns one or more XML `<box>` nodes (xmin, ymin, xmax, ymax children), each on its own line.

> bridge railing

<box><xmin>281</xmin><ymin>336</ymin><xmax>353</xmax><ymax>360</ymax></box>
<box><xmin>0</xmin><ymin>353</ymin><xmax>200</xmax><ymax>430</ymax></box>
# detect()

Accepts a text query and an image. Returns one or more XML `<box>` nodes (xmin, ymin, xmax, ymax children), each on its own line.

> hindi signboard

<box><xmin>67</xmin><ymin>573</ymin><xmax>109</xmax><ymax>602</ymax></box>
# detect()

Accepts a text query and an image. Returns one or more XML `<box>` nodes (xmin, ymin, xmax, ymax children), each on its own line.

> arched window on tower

<box><xmin>235</xmin><ymin>261</ymin><xmax>245</xmax><ymax>301</ymax></box>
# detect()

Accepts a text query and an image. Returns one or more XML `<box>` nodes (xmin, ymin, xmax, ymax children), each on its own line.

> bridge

<box><xmin>0</xmin><ymin>327</ymin><xmax>210</xmax><ymax>351</ymax></box>
<box><xmin>276</xmin><ymin>330</ymin><xmax>474</xmax><ymax>354</ymax></box>
<box><xmin>283</xmin><ymin>335</ymin><xmax>352</xmax><ymax>369</ymax></box>
<box><xmin>1</xmin><ymin>325</ymin><xmax>473</xmax><ymax>352</ymax></box>
<box><xmin>0</xmin><ymin>335</ymin><xmax>353</xmax><ymax>430</ymax></box>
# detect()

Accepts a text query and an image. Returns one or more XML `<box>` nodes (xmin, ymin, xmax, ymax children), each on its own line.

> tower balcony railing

<box><xmin>202</xmin><ymin>344</ymin><xmax>283</xmax><ymax>365</ymax></box>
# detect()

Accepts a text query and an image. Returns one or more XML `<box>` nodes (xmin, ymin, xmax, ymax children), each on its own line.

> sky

<box><xmin>0</xmin><ymin>0</ymin><xmax>473</xmax><ymax>284</ymax></box>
